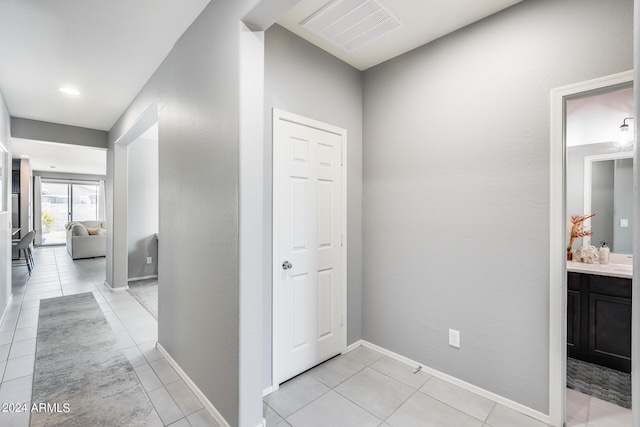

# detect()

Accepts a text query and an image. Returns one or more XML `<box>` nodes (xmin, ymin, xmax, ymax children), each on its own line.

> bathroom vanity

<box><xmin>567</xmin><ymin>261</ymin><xmax>632</xmax><ymax>373</ymax></box>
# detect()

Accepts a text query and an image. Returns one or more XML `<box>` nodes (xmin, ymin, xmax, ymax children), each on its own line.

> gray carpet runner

<box><xmin>128</xmin><ymin>279</ymin><xmax>158</xmax><ymax>320</ymax></box>
<box><xmin>567</xmin><ymin>357</ymin><xmax>631</xmax><ymax>409</ymax></box>
<box><xmin>31</xmin><ymin>292</ymin><xmax>160</xmax><ymax>426</ymax></box>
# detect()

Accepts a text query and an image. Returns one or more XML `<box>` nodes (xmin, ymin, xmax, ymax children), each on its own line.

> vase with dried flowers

<box><xmin>567</xmin><ymin>213</ymin><xmax>595</xmax><ymax>261</ymax></box>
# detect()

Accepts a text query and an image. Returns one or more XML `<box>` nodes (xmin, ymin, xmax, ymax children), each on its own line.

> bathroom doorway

<box><xmin>126</xmin><ymin>121</ymin><xmax>159</xmax><ymax>320</ymax></box>
<box><xmin>550</xmin><ymin>71</ymin><xmax>634</xmax><ymax>427</ymax></box>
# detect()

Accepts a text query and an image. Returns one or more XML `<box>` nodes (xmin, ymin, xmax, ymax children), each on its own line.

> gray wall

<box><xmin>11</xmin><ymin>117</ymin><xmax>108</xmax><ymax>148</ymax></box>
<box><xmin>108</xmin><ymin>1</ymin><xmax>263</xmax><ymax>425</ymax></box>
<box><xmin>362</xmin><ymin>0</ymin><xmax>632</xmax><ymax>414</ymax></box>
<box><xmin>0</xmin><ymin>90</ymin><xmax>11</xmax><ymax>321</ymax></box>
<box><xmin>613</xmin><ymin>158</ymin><xmax>633</xmax><ymax>253</ymax></box>
<box><xmin>263</xmin><ymin>24</ymin><xmax>363</xmax><ymax>388</ymax></box>
<box><xmin>127</xmin><ymin>137</ymin><xmax>158</xmax><ymax>279</ymax></box>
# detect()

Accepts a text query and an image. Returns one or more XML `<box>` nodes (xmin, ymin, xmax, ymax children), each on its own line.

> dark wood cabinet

<box><xmin>567</xmin><ymin>272</ymin><xmax>631</xmax><ymax>373</ymax></box>
<box><xmin>567</xmin><ymin>274</ymin><xmax>581</xmax><ymax>355</ymax></box>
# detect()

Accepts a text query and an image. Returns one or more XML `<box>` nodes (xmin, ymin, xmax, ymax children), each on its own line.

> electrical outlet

<box><xmin>449</xmin><ymin>329</ymin><xmax>460</xmax><ymax>348</ymax></box>
<box><xmin>146</xmin><ymin>257</ymin><xmax>152</xmax><ymax>264</ymax></box>
<box><xmin>620</xmin><ymin>219</ymin><xmax>629</xmax><ymax>228</ymax></box>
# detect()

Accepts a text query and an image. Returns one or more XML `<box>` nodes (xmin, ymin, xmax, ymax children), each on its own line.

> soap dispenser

<box><xmin>599</xmin><ymin>242</ymin><xmax>610</xmax><ymax>265</ymax></box>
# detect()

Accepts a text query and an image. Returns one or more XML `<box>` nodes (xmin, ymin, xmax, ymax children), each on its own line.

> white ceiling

<box><xmin>0</xmin><ymin>0</ymin><xmax>523</xmax><ymax>138</ymax></box>
<box><xmin>567</xmin><ymin>87</ymin><xmax>634</xmax><ymax>147</ymax></box>
<box><xmin>12</xmin><ymin>139</ymin><xmax>106</xmax><ymax>176</ymax></box>
<box><xmin>0</xmin><ymin>0</ymin><xmax>210</xmax><ymax>131</ymax></box>
<box><xmin>277</xmin><ymin>0</ymin><xmax>523</xmax><ymax>70</ymax></box>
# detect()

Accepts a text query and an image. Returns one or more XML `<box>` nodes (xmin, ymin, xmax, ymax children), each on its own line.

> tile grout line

<box><xmin>327</xmin><ymin>357</ymin><xmax>428</xmax><ymax>424</ymax></box>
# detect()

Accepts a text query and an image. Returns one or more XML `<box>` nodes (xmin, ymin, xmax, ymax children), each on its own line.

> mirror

<box><xmin>565</xmin><ymin>85</ymin><xmax>633</xmax><ymax>255</ymax></box>
<box><xmin>583</xmin><ymin>153</ymin><xmax>633</xmax><ymax>253</ymax></box>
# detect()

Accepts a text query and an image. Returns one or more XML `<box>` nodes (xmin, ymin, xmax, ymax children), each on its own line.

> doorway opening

<box><xmin>125</xmin><ymin>121</ymin><xmax>159</xmax><ymax>320</ymax></box>
<box><xmin>550</xmin><ymin>70</ymin><xmax>634</xmax><ymax>427</ymax></box>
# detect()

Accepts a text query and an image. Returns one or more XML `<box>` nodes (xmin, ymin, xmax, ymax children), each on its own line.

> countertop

<box><xmin>567</xmin><ymin>261</ymin><xmax>632</xmax><ymax>279</ymax></box>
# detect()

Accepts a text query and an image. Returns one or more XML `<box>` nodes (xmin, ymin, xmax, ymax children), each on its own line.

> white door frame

<box><xmin>549</xmin><ymin>70</ymin><xmax>634</xmax><ymax>427</ymax></box>
<box><xmin>582</xmin><ymin>151</ymin><xmax>634</xmax><ymax>247</ymax></box>
<box><xmin>271</xmin><ymin>108</ymin><xmax>348</xmax><ymax>391</ymax></box>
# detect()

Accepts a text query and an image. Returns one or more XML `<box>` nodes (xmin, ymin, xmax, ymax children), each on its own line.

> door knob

<box><xmin>282</xmin><ymin>261</ymin><xmax>292</xmax><ymax>270</ymax></box>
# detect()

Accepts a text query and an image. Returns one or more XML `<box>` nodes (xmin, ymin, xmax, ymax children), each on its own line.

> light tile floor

<box><xmin>264</xmin><ymin>346</ymin><xmax>633</xmax><ymax>427</ymax></box>
<box><xmin>0</xmin><ymin>247</ymin><xmax>218</xmax><ymax>427</ymax></box>
<box><xmin>1</xmin><ymin>248</ymin><xmax>632</xmax><ymax>427</ymax></box>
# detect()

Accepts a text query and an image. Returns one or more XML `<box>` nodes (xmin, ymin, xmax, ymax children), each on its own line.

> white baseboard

<box><xmin>359</xmin><ymin>341</ymin><xmax>550</xmax><ymax>425</ymax></box>
<box><xmin>265</xmin><ymin>340</ymin><xmax>364</xmax><ymax>397</ymax></box>
<box><xmin>127</xmin><ymin>274</ymin><xmax>158</xmax><ymax>282</ymax></box>
<box><xmin>345</xmin><ymin>339</ymin><xmax>363</xmax><ymax>353</ymax></box>
<box><xmin>103</xmin><ymin>280</ymin><xmax>129</xmax><ymax>292</ymax></box>
<box><xmin>157</xmin><ymin>343</ymin><xmax>231</xmax><ymax>427</ymax></box>
<box><xmin>262</xmin><ymin>385</ymin><xmax>274</xmax><ymax>397</ymax></box>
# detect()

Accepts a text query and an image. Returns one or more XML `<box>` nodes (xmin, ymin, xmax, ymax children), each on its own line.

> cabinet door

<box><xmin>567</xmin><ymin>289</ymin><xmax>581</xmax><ymax>355</ymax></box>
<box><xmin>588</xmin><ymin>293</ymin><xmax>631</xmax><ymax>372</ymax></box>
<box><xmin>567</xmin><ymin>272</ymin><xmax>582</xmax><ymax>356</ymax></box>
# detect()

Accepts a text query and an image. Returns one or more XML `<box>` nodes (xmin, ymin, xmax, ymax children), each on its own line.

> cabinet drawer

<box><xmin>568</xmin><ymin>272</ymin><xmax>582</xmax><ymax>291</ymax></box>
<box><xmin>589</xmin><ymin>275</ymin><xmax>631</xmax><ymax>298</ymax></box>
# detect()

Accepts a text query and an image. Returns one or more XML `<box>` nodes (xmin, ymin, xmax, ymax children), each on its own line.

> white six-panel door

<box><xmin>273</xmin><ymin>110</ymin><xmax>346</xmax><ymax>385</ymax></box>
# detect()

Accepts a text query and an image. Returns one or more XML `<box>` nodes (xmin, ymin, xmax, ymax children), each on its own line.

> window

<box><xmin>40</xmin><ymin>180</ymin><xmax>100</xmax><ymax>245</ymax></box>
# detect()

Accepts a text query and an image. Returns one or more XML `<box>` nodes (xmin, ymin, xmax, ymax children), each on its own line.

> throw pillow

<box><xmin>86</xmin><ymin>227</ymin><xmax>100</xmax><ymax>235</ymax></box>
<box><xmin>97</xmin><ymin>228</ymin><xmax>106</xmax><ymax>236</ymax></box>
<box><xmin>72</xmin><ymin>224</ymin><xmax>89</xmax><ymax>236</ymax></box>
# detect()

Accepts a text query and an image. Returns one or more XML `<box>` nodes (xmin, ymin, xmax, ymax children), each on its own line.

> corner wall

<box><xmin>0</xmin><ymin>90</ymin><xmax>11</xmax><ymax>320</ymax></box>
<box><xmin>108</xmin><ymin>1</ymin><xmax>264</xmax><ymax>425</ymax></box>
<box><xmin>362</xmin><ymin>0</ymin><xmax>632</xmax><ymax>413</ymax></box>
<box><xmin>263</xmin><ymin>24</ymin><xmax>363</xmax><ymax>388</ymax></box>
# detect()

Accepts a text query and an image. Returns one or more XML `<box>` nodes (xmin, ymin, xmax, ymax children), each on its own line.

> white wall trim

<box><xmin>157</xmin><ymin>343</ymin><xmax>231</xmax><ymax>427</ymax></box>
<box><xmin>271</xmin><ymin>109</ymin><xmax>348</xmax><ymax>391</ymax></box>
<box><xmin>0</xmin><ymin>293</ymin><xmax>13</xmax><ymax>327</ymax></box>
<box><xmin>549</xmin><ymin>69</ymin><xmax>634</xmax><ymax>427</ymax></box>
<box><xmin>359</xmin><ymin>340</ymin><xmax>550</xmax><ymax>425</ymax></box>
<box><xmin>238</xmin><ymin>22</ymin><xmax>265</xmax><ymax>427</ymax></box>
<box><xmin>345</xmin><ymin>339</ymin><xmax>363</xmax><ymax>353</ymax></box>
<box><xmin>262</xmin><ymin>386</ymin><xmax>274</xmax><ymax>397</ymax></box>
<box><xmin>127</xmin><ymin>274</ymin><xmax>158</xmax><ymax>282</ymax></box>
<box><xmin>103</xmin><ymin>280</ymin><xmax>129</xmax><ymax>292</ymax></box>
<box><xmin>113</xmin><ymin>101</ymin><xmax>159</xmax><ymax>147</ymax></box>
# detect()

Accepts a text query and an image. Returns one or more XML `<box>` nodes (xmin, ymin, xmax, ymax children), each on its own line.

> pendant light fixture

<box><xmin>614</xmin><ymin>117</ymin><xmax>634</xmax><ymax>149</ymax></box>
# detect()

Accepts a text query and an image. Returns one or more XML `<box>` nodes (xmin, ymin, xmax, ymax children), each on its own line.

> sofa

<box><xmin>66</xmin><ymin>221</ymin><xmax>107</xmax><ymax>259</ymax></box>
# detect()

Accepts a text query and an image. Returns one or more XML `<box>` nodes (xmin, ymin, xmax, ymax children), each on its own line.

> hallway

<box><xmin>0</xmin><ymin>247</ymin><xmax>218</xmax><ymax>426</ymax></box>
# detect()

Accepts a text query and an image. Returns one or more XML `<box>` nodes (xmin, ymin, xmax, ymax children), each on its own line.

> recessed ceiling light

<box><xmin>59</xmin><ymin>87</ymin><xmax>80</xmax><ymax>96</ymax></box>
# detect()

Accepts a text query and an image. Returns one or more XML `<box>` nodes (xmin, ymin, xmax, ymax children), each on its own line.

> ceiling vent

<box><xmin>301</xmin><ymin>0</ymin><xmax>403</xmax><ymax>52</ymax></box>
